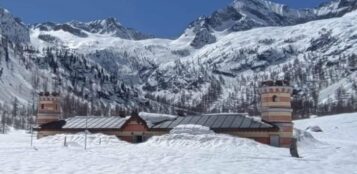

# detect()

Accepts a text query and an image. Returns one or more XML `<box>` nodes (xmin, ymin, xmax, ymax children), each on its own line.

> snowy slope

<box><xmin>0</xmin><ymin>113</ymin><xmax>357</xmax><ymax>173</ymax></box>
<box><xmin>319</xmin><ymin>71</ymin><xmax>357</xmax><ymax>104</ymax></box>
<box><xmin>30</xmin><ymin>27</ymin><xmax>183</xmax><ymax>64</ymax></box>
<box><xmin>0</xmin><ymin>7</ymin><xmax>41</xmax><ymax>106</ymax></box>
<box><xmin>294</xmin><ymin>112</ymin><xmax>357</xmax><ymax>146</ymax></box>
<box><xmin>0</xmin><ymin>39</ymin><xmax>38</xmax><ymax>105</ymax></box>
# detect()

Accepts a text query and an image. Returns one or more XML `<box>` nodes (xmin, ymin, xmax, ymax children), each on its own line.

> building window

<box><xmin>272</xmin><ymin>95</ymin><xmax>279</xmax><ymax>102</ymax></box>
<box><xmin>41</xmin><ymin>104</ymin><xmax>44</xmax><ymax>109</ymax></box>
<box><xmin>134</xmin><ymin>136</ymin><xmax>144</xmax><ymax>143</ymax></box>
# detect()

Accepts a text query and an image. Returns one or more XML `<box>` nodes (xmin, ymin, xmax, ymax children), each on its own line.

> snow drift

<box><xmin>36</xmin><ymin>133</ymin><xmax>125</xmax><ymax>147</ymax></box>
<box><xmin>294</xmin><ymin>128</ymin><xmax>321</xmax><ymax>147</ymax></box>
<box><xmin>145</xmin><ymin>124</ymin><xmax>267</xmax><ymax>150</ymax></box>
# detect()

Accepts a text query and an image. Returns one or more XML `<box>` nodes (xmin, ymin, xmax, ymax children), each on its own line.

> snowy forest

<box><xmin>0</xmin><ymin>37</ymin><xmax>356</xmax><ymax>132</ymax></box>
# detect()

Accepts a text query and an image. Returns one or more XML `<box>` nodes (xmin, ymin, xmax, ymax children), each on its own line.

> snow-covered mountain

<box><xmin>184</xmin><ymin>0</ymin><xmax>357</xmax><ymax>48</ymax></box>
<box><xmin>0</xmin><ymin>0</ymin><xmax>357</xmax><ymax>116</ymax></box>
<box><xmin>33</xmin><ymin>17</ymin><xmax>152</xmax><ymax>41</ymax></box>
<box><xmin>0</xmin><ymin>37</ymin><xmax>36</xmax><ymax>106</ymax></box>
<box><xmin>0</xmin><ymin>8</ymin><xmax>30</xmax><ymax>43</ymax></box>
<box><xmin>317</xmin><ymin>0</ymin><xmax>357</xmax><ymax>18</ymax></box>
<box><xmin>0</xmin><ymin>8</ymin><xmax>35</xmax><ymax>107</ymax></box>
<box><xmin>185</xmin><ymin>0</ymin><xmax>313</xmax><ymax>48</ymax></box>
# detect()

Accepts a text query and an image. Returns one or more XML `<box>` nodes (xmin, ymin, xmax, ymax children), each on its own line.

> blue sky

<box><xmin>0</xmin><ymin>0</ymin><xmax>328</xmax><ymax>38</ymax></box>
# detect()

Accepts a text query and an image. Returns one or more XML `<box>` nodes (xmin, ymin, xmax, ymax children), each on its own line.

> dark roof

<box><xmin>261</xmin><ymin>80</ymin><xmax>290</xmax><ymax>87</ymax></box>
<box><xmin>39</xmin><ymin>120</ymin><xmax>66</xmax><ymax>129</ymax></box>
<box><xmin>151</xmin><ymin>113</ymin><xmax>274</xmax><ymax>130</ymax></box>
<box><xmin>37</xmin><ymin>113</ymin><xmax>275</xmax><ymax>131</ymax></box>
<box><xmin>62</xmin><ymin>116</ymin><xmax>128</xmax><ymax>129</ymax></box>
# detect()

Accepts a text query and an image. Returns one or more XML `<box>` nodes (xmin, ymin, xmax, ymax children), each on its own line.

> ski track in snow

<box><xmin>0</xmin><ymin>113</ymin><xmax>357</xmax><ymax>174</ymax></box>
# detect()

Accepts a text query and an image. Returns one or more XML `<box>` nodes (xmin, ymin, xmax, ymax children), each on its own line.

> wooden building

<box><xmin>35</xmin><ymin>80</ymin><xmax>294</xmax><ymax>147</ymax></box>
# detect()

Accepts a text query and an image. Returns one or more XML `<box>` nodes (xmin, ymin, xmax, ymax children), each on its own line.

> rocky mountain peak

<box><xmin>32</xmin><ymin>17</ymin><xmax>152</xmax><ymax>40</ymax></box>
<box><xmin>75</xmin><ymin>17</ymin><xmax>121</xmax><ymax>34</ymax></box>
<box><xmin>317</xmin><ymin>0</ymin><xmax>357</xmax><ymax>17</ymax></box>
<box><xmin>187</xmin><ymin>0</ymin><xmax>314</xmax><ymax>48</ymax></box>
<box><xmin>70</xmin><ymin>17</ymin><xmax>152</xmax><ymax>40</ymax></box>
<box><xmin>186</xmin><ymin>0</ymin><xmax>357</xmax><ymax>49</ymax></box>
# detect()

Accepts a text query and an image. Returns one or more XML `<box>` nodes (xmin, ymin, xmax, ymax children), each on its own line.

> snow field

<box><xmin>0</xmin><ymin>113</ymin><xmax>357</xmax><ymax>174</ymax></box>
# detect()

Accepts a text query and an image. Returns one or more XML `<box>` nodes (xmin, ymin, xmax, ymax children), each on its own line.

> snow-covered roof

<box><xmin>139</xmin><ymin>112</ymin><xmax>177</xmax><ymax>127</ymax></box>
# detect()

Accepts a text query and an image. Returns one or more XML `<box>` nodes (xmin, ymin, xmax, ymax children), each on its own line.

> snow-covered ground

<box><xmin>0</xmin><ymin>113</ymin><xmax>357</xmax><ymax>174</ymax></box>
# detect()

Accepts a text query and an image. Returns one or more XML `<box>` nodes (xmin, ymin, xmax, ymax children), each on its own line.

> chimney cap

<box><xmin>51</xmin><ymin>92</ymin><xmax>60</xmax><ymax>96</ymax></box>
<box><xmin>38</xmin><ymin>91</ymin><xmax>60</xmax><ymax>96</ymax></box>
<box><xmin>261</xmin><ymin>80</ymin><xmax>290</xmax><ymax>87</ymax></box>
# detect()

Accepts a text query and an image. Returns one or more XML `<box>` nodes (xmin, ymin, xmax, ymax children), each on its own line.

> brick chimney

<box><xmin>36</xmin><ymin>92</ymin><xmax>61</xmax><ymax>126</ymax></box>
<box><xmin>260</xmin><ymin>80</ymin><xmax>293</xmax><ymax>147</ymax></box>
